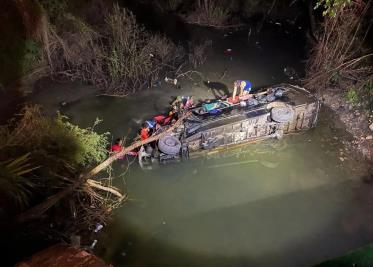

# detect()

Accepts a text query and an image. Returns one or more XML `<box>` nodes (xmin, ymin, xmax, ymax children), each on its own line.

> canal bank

<box><xmin>322</xmin><ymin>88</ymin><xmax>373</xmax><ymax>163</ymax></box>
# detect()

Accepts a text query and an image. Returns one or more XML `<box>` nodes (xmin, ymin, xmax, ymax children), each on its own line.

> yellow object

<box><xmin>239</xmin><ymin>81</ymin><xmax>247</xmax><ymax>96</ymax></box>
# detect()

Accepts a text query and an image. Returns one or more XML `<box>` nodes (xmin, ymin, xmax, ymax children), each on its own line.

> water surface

<box><xmin>62</xmin><ymin>25</ymin><xmax>372</xmax><ymax>267</ymax></box>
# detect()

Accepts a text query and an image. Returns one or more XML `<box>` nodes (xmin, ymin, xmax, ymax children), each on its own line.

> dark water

<box><xmin>61</xmin><ymin>26</ymin><xmax>373</xmax><ymax>267</ymax></box>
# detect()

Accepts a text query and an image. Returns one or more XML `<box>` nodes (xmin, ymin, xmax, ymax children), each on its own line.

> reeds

<box><xmin>43</xmin><ymin>4</ymin><xmax>183</xmax><ymax>95</ymax></box>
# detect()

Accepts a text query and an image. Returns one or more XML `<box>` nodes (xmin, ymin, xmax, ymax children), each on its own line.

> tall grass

<box><xmin>186</xmin><ymin>0</ymin><xmax>230</xmax><ymax>26</ymax></box>
<box><xmin>43</xmin><ymin>3</ymin><xmax>183</xmax><ymax>95</ymax></box>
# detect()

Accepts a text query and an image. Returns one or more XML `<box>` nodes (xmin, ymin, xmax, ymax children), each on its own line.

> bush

<box><xmin>55</xmin><ymin>115</ymin><xmax>109</xmax><ymax>166</ymax></box>
<box><xmin>45</xmin><ymin>4</ymin><xmax>184</xmax><ymax>95</ymax></box>
<box><xmin>0</xmin><ymin>105</ymin><xmax>109</xmax><ymax>210</ymax></box>
<box><xmin>346</xmin><ymin>87</ymin><xmax>358</xmax><ymax>105</ymax></box>
<box><xmin>186</xmin><ymin>0</ymin><xmax>230</xmax><ymax>26</ymax></box>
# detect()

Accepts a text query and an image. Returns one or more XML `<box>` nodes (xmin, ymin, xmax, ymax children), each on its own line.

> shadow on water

<box><xmin>98</xmin><ymin>179</ymin><xmax>373</xmax><ymax>267</ymax></box>
<box><xmin>117</xmin><ymin>0</ymin><xmax>190</xmax><ymax>45</ymax></box>
<box><xmin>203</xmin><ymin>81</ymin><xmax>230</xmax><ymax>98</ymax></box>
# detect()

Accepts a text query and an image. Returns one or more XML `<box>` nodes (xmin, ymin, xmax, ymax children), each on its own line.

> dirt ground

<box><xmin>322</xmin><ymin>88</ymin><xmax>373</xmax><ymax>163</ymax></box>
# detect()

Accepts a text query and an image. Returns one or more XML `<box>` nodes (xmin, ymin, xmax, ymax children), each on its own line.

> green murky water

<box><xmin>59</xmin><ymin>26</ymin><xmax>372</xmax><ymax>267</ymax></box>
<box><xmin>62</xmin><ymin>94</ymin><xmax>371</xmax><ymax>267</ymax></box>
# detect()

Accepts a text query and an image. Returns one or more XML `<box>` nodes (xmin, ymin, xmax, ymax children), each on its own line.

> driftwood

<box><xmin>86</xmin><ymin>179</ymin><xmax>124</xmax><ymax>199</ymax></box>
<box><xmin>17</xmin><ymin>112</ymin><xmax>191</xmax><ymax>223</ymax></box>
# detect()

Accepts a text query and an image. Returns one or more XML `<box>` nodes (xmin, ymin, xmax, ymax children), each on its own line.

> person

<box><xmin>171</xmin><ymin>96</ymin><xmax>183</xmax><ymax>110</ymax></box>
<box><xmin>145</xmin><ymin>119</ymin><xmax>157</xmax><ymax>129</ymax></box>
<box><xmin>140</xmin><ymin>123</ymin><xmax>150</xmax><ymax>141</ymax></box>
<box><xmin>110</xmin><ymin>138</ymin><xmax>123</xmax><ymax>153</ymax></box>
<box><xmin>184</xmin><ymin>96</ymin><xmax>194</xmax><ymax>109</ymax></box>
<box><xmin>234</xmin><ymin>80</ymin><xmax>252</xmax><ymax>97</ymax></box>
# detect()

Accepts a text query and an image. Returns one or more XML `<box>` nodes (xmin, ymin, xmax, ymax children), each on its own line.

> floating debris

<box><xmin>90</xmin><ymin>240</ymin><xmax>98</xmax><ymax>249</ymax></box>
<box><xmin>165</xmin><ymin>77</ymin><xmax>178</xmax><ymax>85</ymax></box>
<box><xmin>94</xmin><ymin>223</ymin><xmax>104</xmax><ymax>233</ymax></box>
<box><xmin>283</xmin><ymin>67</ymin><xmax>297</xmax><ymax>80</ymax></box>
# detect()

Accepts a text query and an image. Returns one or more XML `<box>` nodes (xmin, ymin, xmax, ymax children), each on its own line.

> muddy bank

<box><xmin>322</xmin><ymin>88</ymin><xmax>373</xmax><ymax>162</ymax></box>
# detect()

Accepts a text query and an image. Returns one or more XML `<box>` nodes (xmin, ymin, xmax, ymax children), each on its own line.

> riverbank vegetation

<box><xmin>41</xmin><ymin>1</ymin><xmax>186</xmax><ymax>96</ymax></box>
<box><xmin>0</xmin><ymin>105</ymin><xmax>125</xmax><ymax>250</ymax></box>
<box><xmin>305</xmin><ymin>0</ymin><xmax>373</xmax><ymax>115</ymax></box>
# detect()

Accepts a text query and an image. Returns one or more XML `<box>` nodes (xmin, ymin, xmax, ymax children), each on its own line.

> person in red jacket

<box><xmin>110</xmin><ymin>138</ymin><xmax>123</xmax><ymax>153</ymax></box>
<box><xmin>140</xmin><ymin>124</ymin><xmax>150</xmax><ymax>141</ymax></box>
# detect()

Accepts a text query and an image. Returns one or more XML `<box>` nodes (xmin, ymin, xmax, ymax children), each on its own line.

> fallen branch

<box><xmin>87</xmin><ymin>179</ymin><xmax>124</xmax><ymax>199</ymax></box>
<box><xmin>82</xmin><ymin>111</ymin><xmax>190</xmax><ymax>179</ymax></box>
<box><xmin>17</xmin><ymin>112</ymin><xmax>191</xmax><ymax>223</ymax></box>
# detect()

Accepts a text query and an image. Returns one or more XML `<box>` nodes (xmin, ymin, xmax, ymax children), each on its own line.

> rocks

<box><xmin>366</xmin><ymin>135</ymin><xmax>372</xmax><ymax>140</ymax></box>
<box><xmin>370</xmin><ymin>123</ymin><xmax>373</xmax><ymax>132</ymax></box>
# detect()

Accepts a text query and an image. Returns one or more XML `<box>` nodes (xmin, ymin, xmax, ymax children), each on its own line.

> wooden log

<box><xmin>86</xmin><ymin>179</ymin><xmax>124</xmax><ymax>199</ymax></box>
<box><xmin>17</xmin><ymin>112</ymin><xmax>191</xmax><ymax>223</ymax></box>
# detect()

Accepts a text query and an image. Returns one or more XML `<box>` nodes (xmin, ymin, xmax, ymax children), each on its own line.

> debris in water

<box><xmin>165</xmin><ymin>77</ymin><xmax>178</xmax><ymax>85</ymax></box>
<box><xmin>283</xmin><ymin>67</ymin><xmax>297</xmax><ymax>80</ymax></box>
<box><xmin>90</xmin><ymin>240</ymin><xmax>98</xmax><ymax>249</ymax></box>
<box><xmin>162</xmin><ymin>221</ymin><xmax>166</xmax><ymax>225</ymax></box>
<box><xmin>121</xmin><ymin>251</ymin><xmax>127</xmax><ymax>257</ymax></box>
<box><xmin>224</xmin><ymin>48</ymin><xmax>233</xmax><ymax>60</ymax></box>
<box><xmin>132</xmin><ymin>118</ymin><xmax>143</xmax><ymax>125</ymax></box>
<box><xmin>94</xmin><ymin>223</ymin><xmax>104</xmax><ymax>233</ymax></box>
<box><xmin>275</xmin><ymin>22</ymin><xmax>282</xmax><ymax>26</ymax></box>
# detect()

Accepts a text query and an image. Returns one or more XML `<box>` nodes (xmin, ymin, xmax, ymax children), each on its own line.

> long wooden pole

<box><xmin>17</xmin><ymin>112</ymin><xmax>191</xmax><ymax>223</ymax></box>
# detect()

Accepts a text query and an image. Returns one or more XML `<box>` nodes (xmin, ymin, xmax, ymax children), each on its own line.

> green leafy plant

<box><xmin>346</xmin><ymin>88</ymin><xmax>359</xmax><ymax>105</ymax></box>
<box><xmin>55</xmin><ymin>114</ymin><xmax>109</xmax><ymax>166</ymax></box>
<box><xmin>315</xmin><ymin>0</ymin><xmax>352</xmax><ymax>17</ymax></box>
